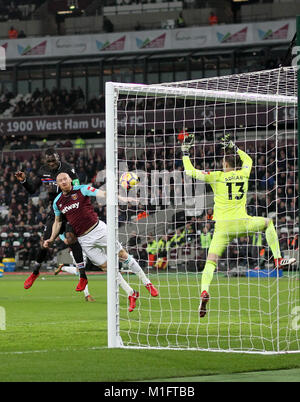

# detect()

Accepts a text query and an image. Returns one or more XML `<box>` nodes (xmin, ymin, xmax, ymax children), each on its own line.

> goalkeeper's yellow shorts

<box><xmin>208</xmin><ymin>215</ymin><xmax>266</xmax><ymax>257</ymax></box>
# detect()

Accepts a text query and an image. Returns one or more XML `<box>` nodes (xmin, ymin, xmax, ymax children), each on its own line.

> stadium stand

<box><xmin>0</xmin><ymin>0</ymin><xmax>299</xmax><ymax>38</ymax></box>
<box><xmin>0</xmin><ymin>0</ymin><xmax>45</xmax><ymax>22</ymax></box>
<box><xmin>0</xmin><ymin>87</ymin><xmax>104</xmax><ymax>118</ymax></box>
<box><xmin>0</xmin><ymin>131</ymin><xmax>298</xmax><ymax>271</ymax></box>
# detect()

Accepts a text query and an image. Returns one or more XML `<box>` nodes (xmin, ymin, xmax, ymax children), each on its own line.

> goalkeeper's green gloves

<box><xmin>181</xmin><ymin>133</ymin><xmax>194</xmax><ymax>156</ymax></box>
<box><xmin>221</xmin><ymin>133</ymin><xmax>238</xmax><ymax>152</ymax></box>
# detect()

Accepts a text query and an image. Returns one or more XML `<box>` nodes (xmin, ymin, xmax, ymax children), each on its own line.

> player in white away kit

<box><xmin>44</xmin><ymin>172</ymin><xmax>158</xmax><ymax>312</ymax></box>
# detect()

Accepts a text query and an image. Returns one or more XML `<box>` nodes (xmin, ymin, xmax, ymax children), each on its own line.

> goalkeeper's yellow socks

<box><xmin>201</xmin><ymin>260</ymin><xmax>217</xmax><ymax>293</ymax></box>
<box><xmin>265</xmin><ymin>220</ymin><xmax>282</xmax><ymax>259</ymax></box>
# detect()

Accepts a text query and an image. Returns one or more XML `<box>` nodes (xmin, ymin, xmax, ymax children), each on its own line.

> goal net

<box><xmin>106</xmin><ymin>66</ymin><xmax>300</xmax><ymax>354</ymax></box>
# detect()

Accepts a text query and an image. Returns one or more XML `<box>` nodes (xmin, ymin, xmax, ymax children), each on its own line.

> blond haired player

<box><xmin>44</xmin><ymin>173</ymin><xmax>158</xmax><ymax>312</ymax></box>
<box><xmin>181</xmin><ymin>133</ymin><xmax>296</xmax><ymax>318</ymax></box>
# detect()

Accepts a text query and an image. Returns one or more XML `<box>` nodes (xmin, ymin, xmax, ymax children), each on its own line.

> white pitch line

<box><xmin>0</xmin><ymin>346</ymin><xmax>107</xmax><ymax>356</ymax></box>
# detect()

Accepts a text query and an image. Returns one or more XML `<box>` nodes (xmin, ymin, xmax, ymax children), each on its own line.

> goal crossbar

<box><xmin>111</xmin><ymin>82</ymin><xmax>297</xmax><ymax>106</ymax></box>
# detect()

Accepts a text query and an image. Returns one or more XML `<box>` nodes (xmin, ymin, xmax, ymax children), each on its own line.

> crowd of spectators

<box><xmin>0</xmin><ymin>87</ymin><xmax>105</xmax><ymax>118</ymax></box>
<box><xmin>0</xmin><ymin>0</ymin><xmax>44</xmax><ymax>22</ymax></box>
<box><xmin>0</xmin><ymin>132</ymin><xmax>298</xmax><ymax>271</ymax></box>
<box><xmin>0</xmin><ymin>143</ymin><xmax>105</xmax><ymax>268</ymax></box>
<box><xmin>124</xmin><ymin>136</ymin><xmax>298</xmax><ymax>271</ymax></box>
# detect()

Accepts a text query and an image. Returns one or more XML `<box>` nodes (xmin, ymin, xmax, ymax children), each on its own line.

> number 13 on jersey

<box><xmin>226</xmin><ymin>182</ymin><xmax>245</xmax><ymax>200</ymax></box>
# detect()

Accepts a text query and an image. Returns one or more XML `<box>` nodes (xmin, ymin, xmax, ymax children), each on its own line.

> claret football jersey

<box><xmin>53</xmin><ymin>185</ymin><xmax>99</xmax><ymax>236</ymax></box>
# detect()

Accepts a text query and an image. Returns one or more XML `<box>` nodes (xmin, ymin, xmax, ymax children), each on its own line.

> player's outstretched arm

<box><xmin>74</xmin><ymin>183</ymin><xmax>138</xmax><ymax>206</ymax></box>
<box><xmin>222</xmin><ymin>133</ymin><xmax>253</xmax><ymax>175</ymax></box>
<box><xmin>237</xmin><ymin>149</ymin><xmax>253</xmax><ymax>174</ymax></box>
<box><xmin>92</xmin><ymin>187</ymin><xmax>137</xmax><ymax>204</ymax></box>
<box><xmin>181</xmin><ymin>133</ymin><xmax>212</xmax><ymax>181</ymax></box>
<box><xmin>15</xmin><ymin>170</ymin><xmax>41</xmax><ymax>194</ymax></box>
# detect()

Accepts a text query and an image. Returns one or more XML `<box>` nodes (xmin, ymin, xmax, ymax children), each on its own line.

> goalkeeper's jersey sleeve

<box><xmin>183</xmin><ymin>149</ymin><xmax>253</xmax><ymax>221</ymax></box>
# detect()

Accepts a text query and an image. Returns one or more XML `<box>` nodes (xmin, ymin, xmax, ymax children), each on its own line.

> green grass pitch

<box><xmin>0</xmin><ymin>272</ymin><xmax>300</xmax><ymax>382</ymax></box>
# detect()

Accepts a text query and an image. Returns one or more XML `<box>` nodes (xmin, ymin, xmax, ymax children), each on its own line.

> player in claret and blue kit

<box><xmin>181</xmin><ymin>133</ymin><xmax>296</xmax><ymax>318</ymax></box>
<box><xmin>15</xmin><ymin>148</ymin><xmax>89</xmax><ymax>295</ymax></box>
<box><xmin>43</xmin><ymin>172</ymin><xmax>159</xmax><ymax>312</ymax></box>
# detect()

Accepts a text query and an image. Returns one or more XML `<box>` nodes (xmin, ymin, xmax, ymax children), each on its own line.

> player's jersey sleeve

<box><xmin>238</xmin><ymin>149</ymin><xmax>252</xmax><ymax>178</ymax></box>
<box><xmin>22</xmin><ymin>169</ymin><xmax>42</xmax><ymax>194</ymax></box>
<box><xmin>75</xmin><ymin>184</ymin><xmax>99</xmax><ymax>197</ymax></box>
<box><xmin>182</xmin><ymin>155</ymin><xmax>221</xmax><ymax>186</ymax></box>
<box><xmin>53</xmin><ymin>194</ymin><xmax>62</xmax><ymax>217</ymax></box>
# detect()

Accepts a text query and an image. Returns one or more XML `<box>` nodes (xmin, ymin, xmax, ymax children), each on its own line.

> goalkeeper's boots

<box><xmin>274</xmin><ymin>257</ymin><xmax>296</xmax><ymax>269</ymax></box>
<box><xmin>199</xmin><ymin>290</ymin><xmax>210</xmax><ymax>318</ymax></box>
<box><xmin>145</xmin><ymin>282</ymin><xmax>159</xmax><ymax>297</ymax></box>
<box><xmin>54</xmin><ymin>263</ymin><xmax>64</xmax><ymax>275</ymax></box>
<box><xmin>128</xmin><ymin>290</ymin><xmax>139</xmax><ymax>312</ymax></box>
<box><xmin>24</xmin><ymin>272</ymin><xmax>40</xmax><ymax>289</ymax></box>
<box><xmin>76</xmin><ymin>277</ymin><xmax>88</xmax><ymax>292</ymax></box>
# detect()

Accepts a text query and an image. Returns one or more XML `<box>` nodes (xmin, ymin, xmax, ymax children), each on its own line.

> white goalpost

<box><xmin>106</xmin><ymin>66</ymin><xmax>300</xmax><ymax>354</ymax></box>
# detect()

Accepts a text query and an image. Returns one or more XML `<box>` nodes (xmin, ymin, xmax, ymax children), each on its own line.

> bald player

<box><xmin>44</xmin><ymin>172</ymin><xmax>158</xmax><ymax>312</ymax></box>
<box><xmin>181</xmin><ymin>133</ymin><xmax>296</xmax><ymax>318</ymax></box>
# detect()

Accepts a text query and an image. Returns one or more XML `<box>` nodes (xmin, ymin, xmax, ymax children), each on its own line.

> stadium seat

<box><xmin>23</xmin><ymin>232</ymin><xmax>31</xmax><ymax>238</ymax></box>
<box><xmin>1</xmin><ymin>233</ymin><xmax>8</xmax><ymax>238</ymax></box>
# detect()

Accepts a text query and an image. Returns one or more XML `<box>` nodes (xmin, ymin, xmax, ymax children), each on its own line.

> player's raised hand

<box><xmin>181</xmin><ymin>133</ymin><xmax>194</xmax><ymax>155</ymax></box>
<box><xmin>221</xmin><ymin>133</ymin><xmax>238</xmax><ymax>152</ymax></box>
<box><xmin>15</xmin><ymin>171</ymin><xmax>26</xmax><ymax>182</ymax></box>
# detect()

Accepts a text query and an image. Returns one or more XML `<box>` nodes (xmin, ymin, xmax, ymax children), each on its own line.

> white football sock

<box><xmin>123</xmin><ymin>255</ymin><xmax>150</xmax><ymax>286</ymax></box>
<box><xmin>62</xmin><ymin>266</ymin><xmax>78</xmax><ymax>275</ymax></box>
<box><xmin>117</xmin><ymin>272</ymin><xmax>134</xmax><ymax>296</ymax></box>
<box><xmin>84</xmin><ymin>285</ymin><xmax>89</xmax><ymax>297</ymax></box>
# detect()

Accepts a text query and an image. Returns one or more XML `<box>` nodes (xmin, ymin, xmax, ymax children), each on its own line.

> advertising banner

<box><xmin>0</xmin><ymin>19</ymin><xmax>295</xmax><ymax>61</ymax></box>
<box><xmin>0</xmin><ymin>104</ymin><xmax>295</xmax><ymax>136</ymax></box>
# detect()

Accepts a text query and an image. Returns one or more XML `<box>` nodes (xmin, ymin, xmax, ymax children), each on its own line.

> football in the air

<box><xmin>120</xmin><ymin>172</ymin><xmax>140</xmax><ymax>190</ymax></box>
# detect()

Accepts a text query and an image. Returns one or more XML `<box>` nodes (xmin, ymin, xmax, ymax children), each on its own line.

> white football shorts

<box><xmin>77</xmin><ymin>220</ymin><xmax>122</xmax><ymax>267</ymax></box>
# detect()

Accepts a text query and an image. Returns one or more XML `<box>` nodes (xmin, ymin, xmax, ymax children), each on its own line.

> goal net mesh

<box><xmin>109</xmin><ymin>66</ymin><xmax>299</xmax><ymax>353</ymax></box>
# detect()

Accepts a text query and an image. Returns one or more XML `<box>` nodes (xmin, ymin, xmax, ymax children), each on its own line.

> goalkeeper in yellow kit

<box><xmin>181</xmin><ymin>133</ymin><xmax>296</xmax><ymax>318</ymax></box>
